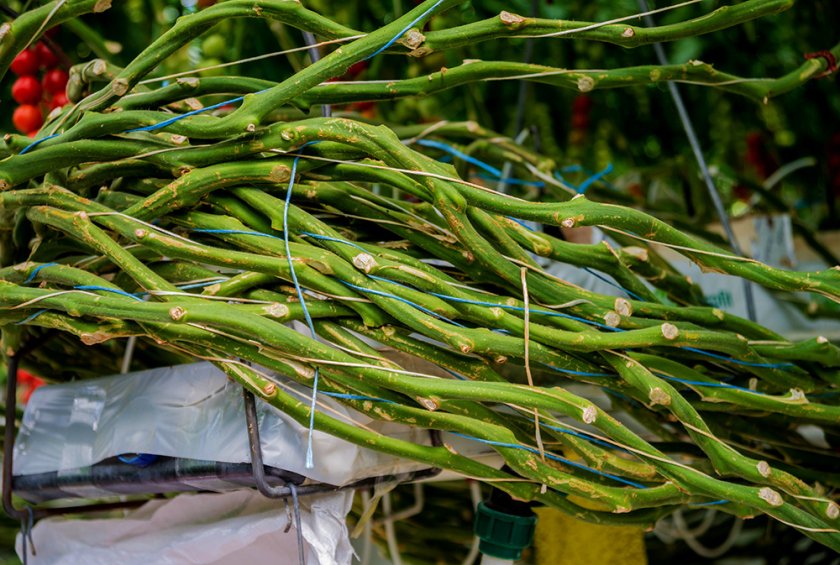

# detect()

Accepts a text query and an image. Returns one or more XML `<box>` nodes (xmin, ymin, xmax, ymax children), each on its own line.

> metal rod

<box><xmin>3</xmin><ymin>353</ymin><xmax>25</xmax><ymax>521</ymax></box>
<box><xmin>243</xmin><ymin>388</ymin><xmax>302</xmax><ymax>498</ymax></box>
<box><xmin>638</xmin><ymin>0</ymin><xmax>757</xmax><ymax>322</ymax></box>
<box><xmin>290</xmin><ymin>483</ymin><xmax>306</xmax><ymax>565</ymax></box>
<box><xmin>302</xmin><ymin>31</ymin><xmax>331</xmax><ymax>118</ymax></box>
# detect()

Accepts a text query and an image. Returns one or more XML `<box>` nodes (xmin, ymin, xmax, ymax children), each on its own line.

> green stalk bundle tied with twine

<box><xmin>1</xmin><ymin>0</ymin><xmax>839</xmax><ymax>552</ymax></box>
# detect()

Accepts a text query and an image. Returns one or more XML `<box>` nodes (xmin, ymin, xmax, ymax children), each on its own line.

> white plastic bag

<box><xmin>16</xmin><ymin>488</ymin><xmax>355</xmax><ymax>565</ymax></box>
<box><xmin>14</xmin><ymin>362</ymin><xmax>431</xmax><ymax>486</ymax></box>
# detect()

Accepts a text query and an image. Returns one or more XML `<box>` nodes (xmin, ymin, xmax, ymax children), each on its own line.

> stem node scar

<box><xmin>757</xmin><ymin>460</ymin><xmax>771</xmax><ymax>478</ymax></box>
<box><xmin>661</xmin><ymin>323</ymin><xmax>679</xmax><ymax>340</ymax></box>
<box><xmin>168</xmin><ymin>306</ymin><xmax>187</xmax><ymax>321</ymax></box>
<box><xmin>648</xmin><ymin>387</ymin><xmax>671</xmax><ymax>406</ymax></box>
<box><xmin>419</xmin><ymin>398</ymin><xmax>439</xmax><ymax>411</ymax></box>
<box><xmin>403</xmin><ymin>29</ymin><xmax>426</xmax><ymax>50</ymax></box>
<box><xmin>603</xmin><ymin>311</ymin><xmax>621</xmax><ymax>327</ymax></box>
<box><xmin>352</xmin><ymin>253</ymin><xmax>378</xmax><ymax>273</ymax></box>
<box><xmin>111</xmin><ymin>79</ymin><xmax>129</xmax><ymax>96</ymax></box>
<box><xmin>499</xmin><ymin>11</ymin><xmax>526</xmax><ymax>27</ymax></box>
<box><xmin>577</xmin><ymin>77</ymin><xmax>595</xmax><ymax>92</ymax></box>
<box><xmin>759</xmin><ymin>487</ymin><xmax>784</xmax><ymax>507</ymax></box>
<box><xmin>264</xmin><ymin>303</ymin><xmax>290</xmax><ymax>318</ymax></box>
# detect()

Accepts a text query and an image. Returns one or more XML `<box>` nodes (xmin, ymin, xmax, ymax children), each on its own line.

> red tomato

<box><xmin>10</xmin><ymin>49</ymin><xmax>40</xmax><ymax>76</ymax></box>
<box><xmin>42</xmin><ymin>68</ymin><xmax>69</xmax><ymax>95</ymax></box>
<box><xmin>346</xmin><ymin>61</ymin><xmax>368</xmax><ymax>77</ymax></box>
<box><xmin>34</xmin><ymin>42</ymin><xmax>58</xmax><ymax>69</ymax></box>
<box><xmin>49</xmin><ymin>92</ymin><xmax>70</xmax><ymax>109</ymax></box>
<box><xmin>11</xmin><ymin>76</ymin><xmax>43</xmax><ymax>104</ymax></box>
<box><xmin>12</xmin><ymin>104</ymin><xmax>43</xmax><ymax>134</ymax></box>
<box><xmin>18</xmin><ymin>369</ymin><xmax>46</xmax><ymax>404</ymax></box>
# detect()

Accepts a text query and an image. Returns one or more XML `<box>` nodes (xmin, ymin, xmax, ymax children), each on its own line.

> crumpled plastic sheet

<box><xmin>14</xmin><ymin>362</ymin><xmax>430</xmax><ymax>486</ymax></box>
<box><xmin>16</xmin><ymin>488</ymin><xmax>355</xmax><ymax>565</ymax></box>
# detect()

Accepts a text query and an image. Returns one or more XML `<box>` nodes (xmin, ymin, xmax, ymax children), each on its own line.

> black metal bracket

<box><xmin>242</xmin><ymin>388</ymin><xmax>442</xmax><ymax>497</ymax></box>
<box><xmin>243</xmin><ymin>387</ymin><xmax>441</xmax><ymax>565</ymax></box>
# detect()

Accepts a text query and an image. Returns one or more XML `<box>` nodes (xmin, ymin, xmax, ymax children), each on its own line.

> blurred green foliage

<box><xmin>1</xmin><ymin>0</ymin><xmax>837</xmax><ymax>221</ymax></box>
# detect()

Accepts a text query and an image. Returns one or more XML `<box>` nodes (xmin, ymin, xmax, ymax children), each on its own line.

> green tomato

<box><xmin>201</xmin><ymin>34</ymin><xmax>227</xmax><ymax>59</ymax></box>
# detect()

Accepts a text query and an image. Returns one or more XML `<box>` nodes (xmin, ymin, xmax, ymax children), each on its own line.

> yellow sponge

<box><xmin>534</xmin><ymin>507</ymin><xmax>647</xmax><ymax>565</ymax></box>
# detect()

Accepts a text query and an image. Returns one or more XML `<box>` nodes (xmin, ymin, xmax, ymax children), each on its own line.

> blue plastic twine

<box><xmin>23</xmin><ymin>262</ymin><xmax>59</xmax><ymax>284</ymax></box>
<box><xmin>364</xmin><ymin>0</ymin><xmax>445</xmax><ymax>60</ymax></box>
<box><xmin>282</xmin><ymin>141</ymin><xmax>323</xmax><ymax>469</ymax></box>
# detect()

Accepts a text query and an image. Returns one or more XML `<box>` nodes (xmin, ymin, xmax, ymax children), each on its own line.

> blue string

<box><xmin>19</xmin><ymin>133</ymin><xmax>60</xmax><ymax>155</ymax></box>
<box><xmin>338</xmin><ymin>279</ymin><xmax>466</xmax><ymax>327</ymax></box>
<box><xmin>506</xmin><ymin>216</ymin><xmax>537</xmax><ymax>231</ymax></box>
<box><xmin>14</xmin><ymin>309</ymin><xmax>48</xmax><ymax>325</ymax></box>
<box><xmin>283</xmin><ymin>141</ymin><xmax>322</xmax><ymax>470</ymax></box>
<box><xmin>583</xmin><ymin>267</ymin><xmax>645</xmax><ymax>301</ymax></box>
<box><xmin>680</xmin><ymin>347</ymin><xmax>795</xmax><ymax>369</ymax></box>
<box><xmin>444</xmin><ymin>368</ymin><xmax>469</xmax><ymax>380</ymax></box>
<box><xmin>450</xmin><ymin>432</ymin><xmax>647</xmax><ymax>488</ymax></box>
<box><xmin>15</xmin><ymin>283</ymin><xmax>141</xmax><ymax>325</ymax></box>
<box><xmin>191</xmin><ymin>228</ymin><xmax>283</xmax><ymax>239</ymax></box>
<box><xmin>367</xmin><ymin>274</ymin><xmax>621</xmax><ymax>331</ymax></box>
<box><xmin>74</xmin><ymin>285</ymin><xmax>145</xmax><ymax>301</ymax></box>
<box><xmin>653</xmin><ymin>371</ymin><xmax>767</xmax><ymax>394</ymax></box>
<box><xmin>135</xmin><ymin>277</ymin><xmax>229</xmax><ymax>297</ymax></box>
<box><xmin>184</xmin><ymin>230</ymin><xmax>793</xmax><ymax>372</ymax></box>
<box><xmin>411</xmin><ymin>138</ymin><xmax>545</xmax><ymax>187</ymax></box>
<box><xmin>364</xmin><ymin>0</ymin><xmax>446</xmax><ymax>60</ymax></box>
<box><xmin>117</xmin><ymin>453</ymin><xmax>158</xmax><ymax>467</ymax></box>
<box><xmin>415</xmin><ymin>139</ymin><xmax>503</xmax><ymax>177</ymax></box>
<box><xmin>556</xmin><ymin>164</ymin><xmax>619</xmax><ymax>192</ymax></box>
<box><xmin>689</xmin><ymin>499</ymin><xmax>729</xmax><ymax>507</ymax></box>
<box><xmin>21</xmin><ymin>1</ymin><xmax>444</xmax><ymax>154</ymax></box>
<box><xmin>541</xmin><ymin>364</ymin><xmax>613</xmax><ymax>378</ymax></box>
<box><xmin>174</xmin><ymin>278</ymin><xmax>229</xmax><ymax>290</ymax></box>
<box><xmin>366</xmin><ymin>274</ymin><xmax>792</xmax><ymax>369</ymax></box>
<box><xmin>124</xmin><ymin>95</ymin><xmax>249</xmax><ymax>133</ymax></box>
<box><xmin>23</xmin><ymin>262</ymin><xmax>59</xmax><ymax>284</ymax></box>
<box><xmin>321</xmin><ymin>392</ymin><xmax>396</xmax><ymax>403</ymax></box>
<box><xmin>300</xmin><ymin>232</ymin><xmax>369</xmax><ymax>253</ymax></box>
<box><xmin>477</xmin><ymin>173</ymin><xmax>545</xmax><ymax>187</ymax></box>
<box><xmin>540</xmin><ymin>423</ymin><xmax>629</xmax><ymax>453</ymax></box>
<box><xmin>553</xmin><ymin>171</ymin><xmax>574</xmax><ymax>188</ymax></box>
<box><xmin>576</xmin><ymin>163</ymin><xmax>613</xmax><ymax>194</ymax></box>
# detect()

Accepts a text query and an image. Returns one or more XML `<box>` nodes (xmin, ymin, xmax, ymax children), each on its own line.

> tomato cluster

<box><xmin>9</xmin><ymin>40</ymin><xmax>69</xmax><ymax>136</ymax></box>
